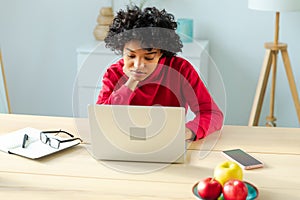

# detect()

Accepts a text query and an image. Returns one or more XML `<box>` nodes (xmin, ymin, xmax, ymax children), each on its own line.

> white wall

<box><xmin>1</xmin><ymin>0</ymin><xmax>300</xmax><ymax>127</ymax></box>
<box><xmin>0</xmin><ymin>0</ymin><xmax>111</xmax><ymax>116</ymax></box>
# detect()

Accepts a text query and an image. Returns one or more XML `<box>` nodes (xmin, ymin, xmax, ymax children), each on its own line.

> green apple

<box><xmin>213</xmin><ymin>161</ymin><xmax>243</xmax><ymax>186</ymax></box>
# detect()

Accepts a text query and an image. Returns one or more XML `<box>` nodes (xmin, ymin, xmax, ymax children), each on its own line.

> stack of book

<box><xmin>93</xmin><ymin>7</ymin><xmax>114</xmax><ymax>41</ymax></box>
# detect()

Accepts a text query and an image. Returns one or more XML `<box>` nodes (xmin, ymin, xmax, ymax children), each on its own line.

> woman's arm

<box><xmin>96</xmin><ymin>61</ymin><xmax>136</xmax><ymax>105</ymax></box>
<box><xmin>182</xmin><ymin>63</ymin><xmax>224</xmax><ymax>140</ymax></box>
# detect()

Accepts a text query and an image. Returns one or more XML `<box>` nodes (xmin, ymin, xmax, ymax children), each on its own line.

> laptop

<box><xmin>87</xmin><ymin>104</ymin><xmax>186</xmax><ymax>163</ymax></box>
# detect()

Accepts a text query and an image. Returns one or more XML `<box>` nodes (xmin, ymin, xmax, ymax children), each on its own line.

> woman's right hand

<box><xmin>123</xmin><ymin>66</ymin><xmax>139</xmax><ymax>91</ymax></box>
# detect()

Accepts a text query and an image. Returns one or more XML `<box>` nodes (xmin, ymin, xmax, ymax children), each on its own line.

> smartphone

<box><xmin>222</xmin><ymin>149</ymin><xmax>264</xmax><ymax>170</ymax></box>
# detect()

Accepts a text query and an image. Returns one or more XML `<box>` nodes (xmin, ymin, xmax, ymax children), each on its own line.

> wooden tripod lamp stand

<box><xmin>248</xmin><ymin>0</ymin><xmax>300</xmax><ymax>126</ymax></box>
<box><xmin>0</xmin><ymin>49</ymin><xmax>12</xmax><ymax>114</ymax></box>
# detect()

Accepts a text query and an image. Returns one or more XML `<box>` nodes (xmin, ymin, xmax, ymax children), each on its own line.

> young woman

<box><xmin>96</xmin><ymin>6</ymin><xmax>224</xmax><ymax>141</ymax></box>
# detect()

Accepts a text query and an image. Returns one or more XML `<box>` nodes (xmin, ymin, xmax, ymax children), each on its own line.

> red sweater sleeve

<box><xmin>181</xmin><ymin>62</ymin><xmax>224</xmax><ymax>140</ymax></box>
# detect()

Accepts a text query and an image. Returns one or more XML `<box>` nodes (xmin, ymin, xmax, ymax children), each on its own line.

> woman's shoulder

<box><xmin>106</xmin><ymin>59</ymin><xmax>123</xmax><ymax>72</ymax></box>
<box><xmin>103</xmin><ymin>58</ymin><xmax>124</xmax><ymax>78</ymax></box>
<box><xmin>109</xmin><ymin>58</ymin><xmax>124</xmax><ymax>69</ymax></box>
<box><xmin>163</xmin><ymin>56</ymin><xmax>195</xmax><ymax>71</ymax></box>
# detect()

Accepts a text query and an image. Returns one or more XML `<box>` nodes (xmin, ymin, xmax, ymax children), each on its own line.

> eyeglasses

<box><xmin>40</xmin><ymin>130</ymin><xmax>82</xmax><ymax>149</ymax></box>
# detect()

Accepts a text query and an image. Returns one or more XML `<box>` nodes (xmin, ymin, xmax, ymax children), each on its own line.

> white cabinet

<box><xmin>75</xmin><ymin>40</ymin><xmax>209</xmax><ymax>118</ymax></box>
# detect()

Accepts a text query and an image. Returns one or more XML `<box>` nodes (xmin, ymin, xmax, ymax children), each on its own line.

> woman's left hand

<box><xmin>185</xmin><ymin>128</ymin><xmax>195</xmax><ymax>142</ymax></box>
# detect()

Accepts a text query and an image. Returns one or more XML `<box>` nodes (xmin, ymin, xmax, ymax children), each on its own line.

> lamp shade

<box><xmin>249</xmin><ymin>0</ymin><xmax>300</xmax><ymax>12</ymax></box>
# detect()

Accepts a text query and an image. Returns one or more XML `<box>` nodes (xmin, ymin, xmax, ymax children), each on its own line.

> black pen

<box><xmin>22</xmin><ymin>134</ymin><xmax>29</xmax><ymax>148</ymax></box>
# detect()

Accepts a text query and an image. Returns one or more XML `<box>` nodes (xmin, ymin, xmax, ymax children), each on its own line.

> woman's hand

<box><xmin>185</xmin><ymin>128</ymin><xmax>195</xmax><ymax>142</ymax></box>
<box><xmin>123</xmin><ymin>66</ymin><xmax>139</xmax><ymax>91</ymax></box>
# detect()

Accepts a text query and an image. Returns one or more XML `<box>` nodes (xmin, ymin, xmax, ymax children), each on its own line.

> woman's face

<box><xmin>123</xmin><ymin>40</ymin><xmax>162</xmax><ymax>81</ymax></box>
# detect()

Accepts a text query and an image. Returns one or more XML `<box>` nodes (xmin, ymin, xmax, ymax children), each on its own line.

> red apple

<box><xmin>197</xmin><ymin>177</ymin><xmax>222</xmax><ymax>200</ymax></box>
<box><xmin>223</xmin><ymin>179</ymin><xmax>248</xmax><ymax>200</ymax></box>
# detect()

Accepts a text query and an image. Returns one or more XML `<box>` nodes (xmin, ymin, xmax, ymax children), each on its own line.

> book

<box><xmin>0</xmin><ymin>127</ymin><xmax>81</xmax><ymax>159</ymax></box>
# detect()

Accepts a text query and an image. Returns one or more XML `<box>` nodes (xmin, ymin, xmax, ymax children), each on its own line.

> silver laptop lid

<box><xmin>88</xmin><ymin>104</ymin><xmax>186</xmax><ymax>164</ymax></box>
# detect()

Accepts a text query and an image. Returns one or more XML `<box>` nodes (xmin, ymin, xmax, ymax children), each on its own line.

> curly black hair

<box><xmin>104</xmin><ymin>6</ymin><xmax>183</xmax><ymax>57</ymax></box>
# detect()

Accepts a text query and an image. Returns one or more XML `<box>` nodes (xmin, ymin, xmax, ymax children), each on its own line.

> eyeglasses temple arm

<box><xmin>41</xmin><ymin>130</ymin><xmax>75</xmax><ymax>138</ymax></box>
<box><xmin>58</xmin><ymin>138</ymin><xmax>83</xmax><ymax>143</ymax></box>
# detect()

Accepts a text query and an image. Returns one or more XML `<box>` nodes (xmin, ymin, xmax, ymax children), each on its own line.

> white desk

<box><xmin>0</xmin><ymin>114</ymin><xmax>299</xmax><ymax>199</ymax></box>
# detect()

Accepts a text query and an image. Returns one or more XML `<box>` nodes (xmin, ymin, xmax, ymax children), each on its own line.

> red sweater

<box><xmin>96</xmin><ymin>56</ymin><xmax>224</xmax><ymax>140</ymax></box>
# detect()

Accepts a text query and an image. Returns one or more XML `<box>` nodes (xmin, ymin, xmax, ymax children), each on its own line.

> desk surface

<box><xmin>0</xmin><ymin>114</ymin><xmax>299</xmax><ymax>199</ymax></box>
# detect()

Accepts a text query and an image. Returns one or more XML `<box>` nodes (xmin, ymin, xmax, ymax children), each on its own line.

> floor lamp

<box><xmin>248</xmin><ymin>0</ymin><xmax>300</xmax><ymax>126</ymax></box>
